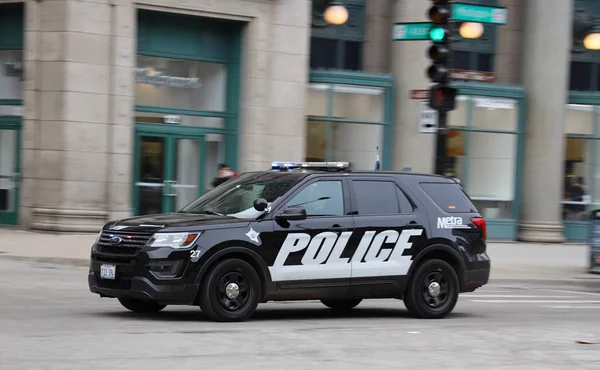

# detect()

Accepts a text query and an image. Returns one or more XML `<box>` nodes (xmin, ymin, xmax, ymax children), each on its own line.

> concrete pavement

<box><xmin>1</xmin><ymin>258</ymin><xmax>600</xmax><ymax>370</ymax></box>
<box><xmin>0</xmin><ymin>228</ymin><xmax>599</xmax><ymax>284</ymax></box>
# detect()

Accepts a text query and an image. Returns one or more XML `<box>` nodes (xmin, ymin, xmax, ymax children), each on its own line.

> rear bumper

<box><xmin>461</xmin><ymin>262</ymin><xmax>490</xmax><ymax>293</ymax></box>
<box><xmin>88</xmin><ymin>272</ymin><xmax>199</xmax><ymax>305</ymax></box>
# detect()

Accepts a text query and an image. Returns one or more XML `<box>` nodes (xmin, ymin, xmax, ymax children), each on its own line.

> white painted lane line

<box><xmin>469</xmin><ymin>300</ymin><xmax>600</xmax><ymax>304</ymax></box>
<box><xmin>542</xmin><ymin>289</ymin><xmax>600</xmax><ymax>297</ymax></box>
<box><xmin>546</xmin><ymin>306</ymin><xmax>600</xmax><ymax>309</ymax></box>
<box><xmin>462</xmin><ymin>295</ymin><xmax>579</xmax><ymax>298</ymax></box>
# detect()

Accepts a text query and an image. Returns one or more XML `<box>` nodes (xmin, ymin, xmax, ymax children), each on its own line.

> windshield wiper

<box><xmin>200</xmin><ymin>210</ymin><xmax>225</xmax><ymax>216</ymax></box>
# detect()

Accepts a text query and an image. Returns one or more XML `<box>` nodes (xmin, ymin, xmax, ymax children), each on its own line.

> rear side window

<box><xmin>353</xmin><ymin>180</ymin><xmax>403</xmax><ymax>215</ymax></box>
<box><xmin>420</xmin><ymin>182</ymin><xmax>476</xmax><ymax>213</ymax></box>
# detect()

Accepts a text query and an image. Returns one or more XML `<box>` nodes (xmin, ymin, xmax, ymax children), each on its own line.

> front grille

<box><xmin>94</xmin><ymin>230</ymin><xmax>154</xmax><ymax>259</ymax></box>
<box><xmin>97</xmin><ymin>230</ymin><xmax>154</xmax><ymax>249</ymax></box>
<box><xmin>96</xmin><ymin>277</ymin><xmax>132</xmax><ymax>290</ymax></box>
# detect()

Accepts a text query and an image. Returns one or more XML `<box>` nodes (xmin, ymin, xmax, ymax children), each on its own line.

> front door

<box><xmin>134</xmin><ymin>132</ymin><xmax>204</xmax><ymax>215</ymax></box>
<box><xmin>0</xmin><ymin>118</ymin><xmax>21</xmax><ymax>225</ymax></box>
<box><xmin>263</xmin><ymin>177</ymin><xmax>355</xmax><ymax>298</ymax></box>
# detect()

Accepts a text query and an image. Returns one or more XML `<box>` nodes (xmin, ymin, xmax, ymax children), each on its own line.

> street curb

<box><xmin>0</xmin><ymin>254</ymin><xmax>90</xmax><ymax>268</ymax></box>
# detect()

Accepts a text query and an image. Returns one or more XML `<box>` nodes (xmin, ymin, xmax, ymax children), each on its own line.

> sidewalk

<box><xmin>0</xmin><ymin>228</ymin><xmax>599</xmax><ymax>285</ymax></box>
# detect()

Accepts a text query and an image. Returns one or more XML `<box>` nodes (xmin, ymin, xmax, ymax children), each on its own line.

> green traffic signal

<box><xmin>429</xmin><ymin>26</ymin><xmax>445</xmax><ymax>41</ymax></box>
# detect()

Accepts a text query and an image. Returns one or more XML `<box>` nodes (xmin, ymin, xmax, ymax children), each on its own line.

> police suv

<box><xmin>88</xmin><ymin>162</ymin><xmax>490</xmax><ymax>322</ymax></box>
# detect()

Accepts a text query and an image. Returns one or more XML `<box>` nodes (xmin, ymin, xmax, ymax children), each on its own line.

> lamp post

<box><xmin>323</xmin><ymin>1</ymin><xmax>348</xmax><ymax>25</ymax></box>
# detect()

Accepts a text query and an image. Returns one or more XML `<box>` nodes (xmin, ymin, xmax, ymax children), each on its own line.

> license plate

<box><xmin>100</xmin><ymin>264</ymin><xmax>116</xmax><ymax>280</ymax></box>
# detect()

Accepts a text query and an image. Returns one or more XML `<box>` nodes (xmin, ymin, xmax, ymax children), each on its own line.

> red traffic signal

<box><xmin>429</xmin><ymin>84</ymin><xmax>457</xmax><ymax>112</ymax></box>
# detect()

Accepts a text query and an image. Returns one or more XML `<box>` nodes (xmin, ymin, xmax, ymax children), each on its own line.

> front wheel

<box><xmin>403</xmin><ymin>259</ymin><xmax>459</xmax><ymax>319</ymax></box>
<box><xmin>118</xmin><ymin>297</ymin><xmax>166</xmax><ymax>313</ymax></box>
<box><xmin>198</xmin><ymin>258</ymin><xmax>261</xmax><ymax>322</ymax></box>
<box><xmin>320</xmin><ymin>299</ymin><xmax>362</xmax><ymax>311</ymax></box>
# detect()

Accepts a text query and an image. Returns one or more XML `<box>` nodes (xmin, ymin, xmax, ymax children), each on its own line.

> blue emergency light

<box><xmin>270</xmin><ymin>161</ymin><xmax>351</xmax><ymax>172</ymax></box>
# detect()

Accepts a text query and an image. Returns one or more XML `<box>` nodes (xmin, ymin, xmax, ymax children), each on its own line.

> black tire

<box><xmin>118</xmin><ymin>297</ymin><xmax>166</xmax><ymax>313</ymax></box>
<box><xmin>320</xmin><ymin>299</ymin><xmax>362</xmax><ymax>311</ymax></box>
<box><xmin>403</xmin><ymin>259</ymin><xmax>459</xmax><ymax>319</ymax></box>
<box><xmin>198</xmin><ymin>258</ymin><xmax>261</xmax><ymax>322</ymax></box>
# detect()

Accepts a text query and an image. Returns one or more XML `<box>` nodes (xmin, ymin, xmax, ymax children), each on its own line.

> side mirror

<box><xmin>275</xmin><ymin>206</ymin><xmax>307</xmax><ymax>221</ymax></box>
<box><xmin>253</xmin><ymin>198</ymin><xmax>268</xmax><ymax>212</ymax></box>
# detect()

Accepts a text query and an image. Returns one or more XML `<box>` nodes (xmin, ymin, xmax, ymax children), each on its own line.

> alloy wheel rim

<box><xmin>421</xmin><ymin>270</ymin><xmax>450</xmax><ymax>309</ymax></box>
<box><xmin>217</xmin><ymin>270</ymin><xmax>250</xmax><ymax>312</ymax></box>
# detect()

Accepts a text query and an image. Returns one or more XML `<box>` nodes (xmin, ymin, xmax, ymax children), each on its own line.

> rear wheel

<box><xmin>199</xmin><ymin>258</ymin><xmax>261</xmax><ymax>322</ymax></box>
<box><xmin>403</xmin><ymin>259</ymin><xmax>459</xmax><ymax>319</ymax></box>
<box><xmin>118</xmin><ymin>297</ymin><xmax>166</xmax><ymax>313</ymax></box>
<box><xmin>320</xmin><ymin>299</ymin><xmax>362</xmax><ymax>311</ymax></box>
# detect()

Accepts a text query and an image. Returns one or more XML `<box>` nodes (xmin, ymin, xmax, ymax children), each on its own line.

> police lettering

<box><xmin>273</xmin><ymin>228</ymin><xmax>423</xmax><ymax>269</ymax></box>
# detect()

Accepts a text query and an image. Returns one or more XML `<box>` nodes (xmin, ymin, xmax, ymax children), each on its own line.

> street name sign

<box><xmin>451</xmin><ymin>3</ymin><xmax>507</xmax><ymax>25</ymax></box>
<box><xmin>392</xmin><ymin>22</ymin><xmax>432</xmax><ymax>41</ymax></box>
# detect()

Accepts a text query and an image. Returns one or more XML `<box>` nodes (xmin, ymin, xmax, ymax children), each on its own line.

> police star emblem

<box><xmin>245</xmin><ymin>228</ymin><xmax>261</xmax><ymax>244</ymax></box>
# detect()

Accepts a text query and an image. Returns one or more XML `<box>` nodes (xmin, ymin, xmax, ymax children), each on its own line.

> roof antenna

<box><xmin>401</xmin><ymin>167</ymin><xmax>412</xmax><ymax>172</ymax></box>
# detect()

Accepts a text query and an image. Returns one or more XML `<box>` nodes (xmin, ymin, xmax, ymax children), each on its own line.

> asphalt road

<box><xmin>1</xmin><ymin>258</ymin><xmax>600</xmax><ymax>370</ymax></box>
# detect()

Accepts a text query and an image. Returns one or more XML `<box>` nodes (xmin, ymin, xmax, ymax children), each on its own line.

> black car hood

<box><xmin>108</xmin><ymin>212</ymin><xmax>251</xmax><ymax>230</ymax></box>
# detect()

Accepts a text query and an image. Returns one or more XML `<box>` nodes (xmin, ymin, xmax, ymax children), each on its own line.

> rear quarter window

<box><xmin>419</xmin><ymin>182</ymin><xmax>477</xmax><ymax>213</ymax></box>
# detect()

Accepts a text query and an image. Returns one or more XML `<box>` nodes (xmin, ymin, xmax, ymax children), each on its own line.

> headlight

<box><xmin>147</xmin><ymin>232</ymin><xmax>201</xmax><ymax>249</ymax></box>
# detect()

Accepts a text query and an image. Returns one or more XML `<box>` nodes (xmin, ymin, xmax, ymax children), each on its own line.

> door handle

<box><xmin>328</xmin><ymin>225</ymin><xmax>347</xmax><ymax>232</ymax></box>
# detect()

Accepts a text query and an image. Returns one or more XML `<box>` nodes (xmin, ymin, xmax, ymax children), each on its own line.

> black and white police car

<box><xmin>88</xmin><ymin>161</ymin><xmax>490</xmax><ymax>322</ymax></box>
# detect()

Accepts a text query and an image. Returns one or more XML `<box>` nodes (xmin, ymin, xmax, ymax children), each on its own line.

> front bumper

<box><xmin>88</xmin><ymin>243</ymin><xmax>202</xmax><ymax>305</ymax></box>
<box><xmin>88</xmin><ymin>271</ymin><xmax>199</xmax><ymax>305</ymax></box>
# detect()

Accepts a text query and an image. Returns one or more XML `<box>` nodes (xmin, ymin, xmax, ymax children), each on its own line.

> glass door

<box><xmin>134</xmin><ymin>132</ymin><xmax>204</xmax><ymax>215</ymax></box>
<box><xmin>0</xmin><ymin>119</ymin><xmax>21</xmax><ymax>225</ymax></box>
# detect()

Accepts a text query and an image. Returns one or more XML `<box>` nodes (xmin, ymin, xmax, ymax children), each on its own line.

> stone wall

<box><xmin>19</xmin><ymin>0</ymin><xmax>312</xmax><ymax>231</ymax></box>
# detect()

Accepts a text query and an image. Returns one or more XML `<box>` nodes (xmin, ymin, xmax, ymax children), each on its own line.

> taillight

<box><xmin>471</xmin><ymin>217</ymin><xmax>487</xmax><ymax>240</ymax></box>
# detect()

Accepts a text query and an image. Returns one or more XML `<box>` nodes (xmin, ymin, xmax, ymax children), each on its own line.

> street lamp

<box><xmin>459</xmin><ymin>22</ymin><xmax>484</xmax><ymax>39</ymax></box>
<box><xmin>323</xmin><ymin>2</ymin><xmax>348</xmax><ymax>25</ymax></box>
<box><xmin>584</xmin><ymin>26</ymin><xmax>600</xmax><ymax>50</ymax></box>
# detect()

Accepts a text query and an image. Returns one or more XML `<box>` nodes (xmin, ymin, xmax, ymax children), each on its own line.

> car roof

<box><xmin>244</xmin><ymin>170</ymin><xmax>456</xmax><ymax>183</ymax></box>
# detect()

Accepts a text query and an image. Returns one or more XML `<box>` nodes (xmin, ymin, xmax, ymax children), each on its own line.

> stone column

<box><xmin>239</xmin><ymin>0</ymin><xmax>311</xmax><ymax>172</ymax></box>
<box><xmin>24</xmin><ymin>0</ymin><xmax>113</xmax><ymax>232</ymax></box>
<box><xmin>391</xmin><ymin>0</ymin><xmax>435</xmax><ymax>173</ymax></box>
<box><xmin>363</xmin><ymin>0</ymin><xmax>394</xmax><ymax>73</ymax></box>
<box><xmin>518</xmin><ymin>0</ymin><xmax>574</xmax><ymax>242</ymax></box>
<box><xmin>494</xmin><ymin>0</ymin><xmax>525</xmax><ymax>84</ymax></box>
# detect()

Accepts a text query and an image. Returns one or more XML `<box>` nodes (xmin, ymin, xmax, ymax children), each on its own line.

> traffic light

<box><xmin>429</xmin><ymin>84</ymin><xmax>457</xmax><ymax>112</ymax></box>
<box><xmin>427</xmin><ymin>0</ymin><xmax>451</xmax><ymax>84</ymax></box>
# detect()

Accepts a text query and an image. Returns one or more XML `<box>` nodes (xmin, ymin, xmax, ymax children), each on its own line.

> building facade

<box><xmin>0</xmin><ymin>0</ymin><xmax>596</xmax><ymax>243</ymax></box>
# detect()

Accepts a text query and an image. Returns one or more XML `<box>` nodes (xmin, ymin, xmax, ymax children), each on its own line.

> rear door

<box><xmin>347</xmin><ymin>176</ymin><xmax>429</xmax><ymax>298</ymax></box>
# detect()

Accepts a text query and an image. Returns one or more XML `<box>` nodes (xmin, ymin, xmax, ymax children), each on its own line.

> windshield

<box><xmin>179</xmin><ymin>172</ymin><xmax>304</xmax><ymax>219</ymax></box>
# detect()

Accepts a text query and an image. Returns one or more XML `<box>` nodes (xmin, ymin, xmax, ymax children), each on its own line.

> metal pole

<box><xmin>434</xmin><ymin>111</ymin><xmax>448</xmax><ymax>175</ymax></box>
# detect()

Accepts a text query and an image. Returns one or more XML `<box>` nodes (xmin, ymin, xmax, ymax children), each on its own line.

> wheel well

<box><xmin>413</xmin><ymin>249</ymin><xmax>464</xmax><ymax>290</ymax></box>
<box><xmin>196</xmin><ymin>252</ymin><xmax>269</xmax><ymax>302</ymax></box>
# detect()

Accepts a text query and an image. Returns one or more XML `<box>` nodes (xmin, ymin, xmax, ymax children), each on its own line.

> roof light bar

<box><xmin>270</xmin><ymin>161</ymin><xmax>351</xmax><ymax>172</ymax></box>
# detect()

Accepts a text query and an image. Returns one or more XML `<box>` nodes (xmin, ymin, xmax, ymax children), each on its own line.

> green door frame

<box><xmin>0</xmin><ymin>116</ymin><xmax>22</xmax><ymax>225</ymax></box>
<box><xmin>133</xmin><ymin>125</ymin><xmax>206</xmax><ymax>215</ymax></box>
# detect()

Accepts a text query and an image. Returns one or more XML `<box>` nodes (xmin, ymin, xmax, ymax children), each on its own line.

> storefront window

<box><xmin>135</xmin><ymin>56</ymin><xmax>227</xmax><ymax>112</ymax></box>
<box><xmin>472</xmin><ymin>97</ymin><xmax>518</xmax><ymax>131</ymax></box>
<box><xmin>562</xmin><ymin>104</ymin><xmax>595</xmax><ymax>221</ymax></box>
<box><xmin>0</xmin><ymin>50</ymin><xmax>22</xmax><ymax>100</ymax></box>
<box><xmin>444</xmin><ymin>95</ymin><xmax>519</xmax><ymax>219</ymax></box>
<box><xmin>331</xmin><ymin>85</ymin><xmax>385</xmax><ymax>122</ymax></box>
<box><xmin>306</xmin><ymin>121</ymin><xmax>383</xmax><ymax>170</ymax></box>
<box><xmin>306</xmin><ymin>81</ymin><xmax>389</xmax><ymax>171</ymax></box>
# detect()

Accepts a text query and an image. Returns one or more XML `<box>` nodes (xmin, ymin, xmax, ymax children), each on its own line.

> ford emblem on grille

<box><xmin>109</xmin><ymin>236</ymin><xmax>123</xmax><ymax>245</ymax></box>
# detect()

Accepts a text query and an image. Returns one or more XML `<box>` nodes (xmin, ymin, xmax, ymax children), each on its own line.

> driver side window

<box><xmin>286</xmin><ymin>180</ymin><xmax>344</xmax><ymax>216</ymax></box>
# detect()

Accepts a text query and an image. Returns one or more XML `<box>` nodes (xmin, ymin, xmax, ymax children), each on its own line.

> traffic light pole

<box><xmin>434</xmin><ymin>111</ymin><xmax>448</xmax><ymax>175</ymax></box>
